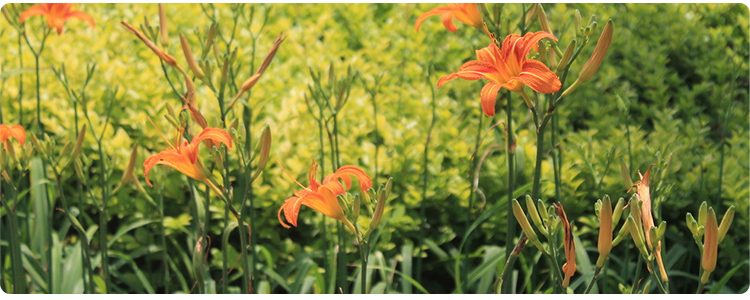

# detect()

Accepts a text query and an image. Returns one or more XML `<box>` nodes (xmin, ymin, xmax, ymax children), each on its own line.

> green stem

<box><xmin>159</xmin><ymin>190</ymin><xmax>169</xmax><ymax>294</ymax></box>
<box><xmin>417</xmin><ymin>69</ymin><xmax>437</xmax><ymax>285</ymax></box>
<box><xmin>502</xmin><ymin>91</ymin><xmax>516</xmax><ymax>293</ymax></box>
<box><xmin>584</xmin><ymin>267</ymin><xmax>602</xmax><ymax>294</ymax></box>
<box><xmin>359</xmin><ymin>241</ymin><xmax>370</xmax><ymax>294</ymax></box>
<box><xmin>544</xmin><ymin>247</ymin><xmax>565</xmax><ymax>293</ymax></box>
<box><xmin>17</xmin><ymin>32</ymin><xmax>23</xmax><ymax>126</ymax></box>
<box><xmin>499</xmin><ymin>236</ymin><xmax>525</xmax><ymax>294</ymax></box>
<box><xmin>1</xmin><ymin>184</ymin><xmax>26</xmax><ymax>293</ymax></box>
<box><xmin>631</xmin><ymin>255</ymin><xmax>643</xmax><ymax>294</ymax></box>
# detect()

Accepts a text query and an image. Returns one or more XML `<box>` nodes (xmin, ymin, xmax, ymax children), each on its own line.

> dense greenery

<box><xmin>0</xmin><ymin>3</ymin><xmax>747</xmax><ymax>294</ymax></box>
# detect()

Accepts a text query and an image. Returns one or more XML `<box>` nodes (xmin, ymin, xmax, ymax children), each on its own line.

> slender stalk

<box><xmin>358</xmin><ymin>241</ymin><xmax>370</xmax><ymax>294</ymax></box>
<box><xmin>502</xmin><ymin>91</ymin><xmax>516</xmax><ymax>293</ymax></box>
<box><xmin>584</xmin><ymin>267</ymin><xmax>602</xmax><ymax>294</ymax></box>
<box><xmin>630</xmin><ymin>255</ymin><xmax>643</xmax><ymax>294</ymax></box>
<box><xmin>159</xmin><ymin>189</ymin><xmax>169</xmax><ymax>294</ymax></box>
<box><xmin>1</xmin><ymin>183</ymin><xmax>26</xmax><ymax>293</ymax></box>
<box><xmin>417</xmin><ymin>68</ymin><xmax>437</xmax><ymax>284</ymax></box>
<box><xmin>222</xmin><ymin>207</ymin><xmax>228</xmax><ymax>294</ymax></box>
<box><xmin>17</xmin><ymin>32</ymin><xmax>23</xmax><ymax>126</ymax></box>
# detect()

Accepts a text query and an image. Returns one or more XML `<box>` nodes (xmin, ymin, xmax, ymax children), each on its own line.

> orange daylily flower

<box><xmin>278</xmin><ymin>160</ymin><xmax>373</xmax><ymax>234</ymax></box>
<box><xmin>438</xmin><ymin>31</ymin><xmax>561</xmax><ymax>116</ymax></box>
<box><xmin>415</xmin><ymin>3</ymin><xmax>484</xmax><ymax>33</ymax></box>
<box><xmin>143</xmin><ymin>127</ymin><xmax>231</xmax><ymax>187</ymax></box>
<box><xmin>554</xmin><ymin>202</ymin><xmax>576</xmax><ymax>288</ymax></box>
<box><xmin>632</xmin><ymin>166</ymin><xmax>669</xmax><ymax>282</ymax></box>
<box><xmin>0</xmin><ymin>124</ymin><xmax>26</xmax><ymax>151</ymax></box>
<box><xmin>20</xmin><ymin>3</ymin><xmax>95</xmax><ymax>35</ymax></box>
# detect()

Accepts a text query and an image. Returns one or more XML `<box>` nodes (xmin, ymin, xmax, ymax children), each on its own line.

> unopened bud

<box><xmin>611</xmin><ymin>216</ymin><xmax>631</xmax><ymax>248</ymax></box>
<box><xmin>718</xmin><ymin>205</ymin><xmax>735</xmax><ymax>243</ymax></box>
<box><xmin>512</xmin><ymin>199</ymin><xmax>543</xmax><ymax>250</ymax></box>
<box><xmin>698</xmin><ymin>201</ymin><xmax>707</xmax><ymax>226</ymax></box>
<box><xmin>537</xmin><ymin>4</ymin><xmax>552</xmax><ymax>35</ymax></box>
<box><xmin>648</xmin><ymin>226</ymin><xmax>658</xmax><ymax>252</ymax></box>
<box><xmin>526</xmin><ymin>195</ymin><xmax>546</xmax><ymax>235</ymax></box>
<box><xmin>575</xmin><ymin>9</ymin><xmax>582</xmax><ymax>32</ymax></box>
<box><xmin>180</xmin><ymin>33</ymin><xmax>206</xmax><ymax>80</ymax></box>
<box><xmin>656</xmin><ymin>221</ymin><xmax>667</xmax><ymax>240</ymax></box>
<box><xmin>577</xmin><ymin>20</ymin><xmax>613</xmax><ymax>83</ymax></box>
<box><xmin>524</xmin><ymin>4</ymin><xmax>538</xmax><ymax>28</ymax></box>
<box><xmin>701</xmin><ymin>208</ymin><xmax>718</xmax><ymax>283</ymax></box>
<box><xmin>249</xmin><ymin>125</ymin><xmax>272</xmax><ymax>183</ymax></box>
<box><xmin>598</xmin><ymin>195</ymin><xmax>613</xmax><ymax>261</ymax></box>
<box><xmin>628</xmin><ymin>216</ymin><xmax>649</xmax><ymax>257</ymax></box>
<box><xmin>158</xmin><ymin>4</ymin><xmax>168</xmax><ymax>47</ymax></box>
<box><xmin>352</xmin><ymin>194</ymin><xmax>360</xmax><ymax>223</ymax></box>
<box><xmin>612</xmin><ymin>197</ymin><xmax>625</xmax><ymax>228</ymax></box>
<box><xmin>686</xmin><ymin>213</ymin><xmax>698</xmax><ymax>236</ymax></box>
<box><xmin>121</xmin><ymin>21</ymin><xmax>183</xmax><ymax>72</ymax></box>
<box><xmin>620</xmin><ymin>158</ymin><xmax>633</xmax><ymax>188</ymax></box>
<box><xmin>556</xmin><ymin>39</ymin><xmax>576</xmax><ymax>73</ymax></box>
<box><xmin>366</xmin><ymin>179</ymin><xmax>390</xmax><ymax>237</ymax></box>
<box><xmin>537</xmin><ymin>199</ymin><xmax>549</xmax><ymax>221</ymax></box>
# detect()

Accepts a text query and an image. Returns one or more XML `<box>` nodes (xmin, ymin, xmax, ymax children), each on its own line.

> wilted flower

<box><xmin>20</xmin><ymin>3</ymin><xmax>95</xmax><ymax>35</ymax></box>
<box><xmin>554</xmin><ymin>202</ymin><xmax>576</xmax><ymax>288</ymax></box>
<box><xmin>278</xmin><ymin>160</ymin><xmax>372</xmax><ymax>234</ymax></box>
<box><xmin>438</xmin><ymin>32</ymin><xmax>561</xmax><ymax>116</ymax></box>
<box><xmin>632</xmin><ymin>166</ymin><xmax>669</xmax><ymax>282</ymax></box>
<box><xmin>415</xmin><ymin>3</ymin><xmax>484</xmax><ymax>33</ymax></box>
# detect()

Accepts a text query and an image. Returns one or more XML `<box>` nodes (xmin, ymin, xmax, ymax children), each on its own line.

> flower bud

<box><xmin>512</xmin><ymin>199</ymin><xmax>543</xmax><ymax>251</ymax></box>
<box><xmin>611</xmin><ymin>216</ymin><xmax>631</xmax><ymax>248</ymax></box>
<box><xmin>537</xmin><ymin>4</ymin><xmax>552</xmax><ymax>36</ymax></box>
<box><xmin>718</xmin><ymin>205</ymin><xmax>735</xmax><ymax>243</ymax></box>
<box><xmin>366</xmin><ymin>178</ymin><xmax>390</xmax><ymax>237</ymax></box>
<box><xmin>537</xmin><ymin>199</ymin><xmax>549</xmax><ymax>221</ymax></box>
<box><xmin>180</xmin><ymin>33</ymin><xmax>206</xmax><ymax>81</ymax></box>
<box><xmin>648</xmin><ymin>226</ymin><xmax>658</xmax><ymax>252</ymax></box>
<box><xmin>612</xmin><ymin>197</ymin><xmax>625</xmax><ymax>228</ymax></box>
<box><xmin>158</xmin><ymin>4</ymin><xmax>168</xmax><ymax>47</ymax></box>
<box><xmin>686</xmin><ymin>212</ymin><xmax>698</xmax><ymax>236</ymax></box>
<box><xmin>249</xmin><ymin>125</ymin><xmax>272</xmax><ymax>183</ymax></box>
<box><xmin>620</xmin><ymin>158</ymin><xmax>633</xmax><ymax>188</ymax></box>
<box><xmin>598</xmin><ymin>195</ymin><xmax>613</xmax><ymax>262</ymax></box>
<box><xmin>627</xmin><ymin>216</ymin><xmax>648</xmax><ymax>257</ymax></box>
<box><xmin>352</xmin><ymin>194</ymin><xmax>360</xmax><ymax>223</ymax></box>
<box><xmin>578</xmin><ymin>19</ymin><xmax>613</xmax><ymax>83</ymax></box>
<box><xmin>698</xmin><ymin>201</ymin><xmax>707</xmax><ymax>226</ymax></box>
<box><xmin>526</xmin><ymin>195</ymin><xmax>546</xmax><ymax>235</ymax></box>
<box><xmin>574</xmin><ymin>9</ymin><xmax>582</xmax><ymax>32</ymax></box>
<box><xmin>524</xmin><ymin>4</ymin><xmax>538</xmax><ymax>28</ymax></box>
<box><xmin>656</xmin><ymin>221</ymin><xmax>667</xmax><ymax>240</ymax></box>
<box><xmin>121</xmin><ymin>21</ymin><xmax>182</xmax><ymax>72</ymax></box>
<box><xmin>701</xmin><ymin>208</ymin><xmax>718</xmax><ymax>283</ymax></box>
<box><xmin>555</xmin><ymin>39</ymin><xmax>576</xmax><ymax>74</ymax></box>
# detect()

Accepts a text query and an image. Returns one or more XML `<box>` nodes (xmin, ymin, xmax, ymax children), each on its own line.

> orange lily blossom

<box><xmin>143</xmin><ymin>126</ymin><xmax>231</xmax><ymax>190</ymax></box>
<box><xmin>554</xmin><ymin>202</ymin><xmax>576</xmax><ymax>288</ymax></box>
<box><xmin>278</xmin><ymin>160</ymin><xmax>373</xmax><ymax>234</ymax></box>
<box><xmin>415</xmin><ymin>3</ymin><xmax>485</xmax><ymax>33</ymax></box>
<box><xmin>0</xmin><ymin>124</ymin><xmax>25</xmax><ymax>150</ymax></box>
<box><xmin>20</xmin><ymin>3</ymin><xmax>95</xmax><ymax>35</ymax></box>
<box><xmin>438</xmin><ymin>31</ymin><xmax>561</xmax><ymax>116</ymax></box>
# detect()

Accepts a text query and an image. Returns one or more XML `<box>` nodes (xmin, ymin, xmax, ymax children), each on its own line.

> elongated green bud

<box><xmin>579</xmin><ymin>19</ymin><xmax>613</xmax><ymax>83</ymax></box>
<box><xmin>611</xmin><ymin>216</ymin><xmax>631</xmax><ymax>248</ymax></box>
<box><xmin>249</xmin><ymin>125</ymin><xmax>272</xmax><ymax>183</ymax></box>
<box><xmin>512</xmin><ymin>199</ymin><xmax>543</xmax><ymax>251</ymax></box>
<box><xmin>648</xmin><ymin>226</ymin><xmax>659</xmax><ymax>252</ymax></box>
<box><xmin>555</xmin><ymin>39</ymin><xmax>576</xmax><ymax>74</ymax></box>
<box><xmin>537</xmin><ymin>199</ymin><xmax>549</xmax><ymax>220</ymax></box>
<box><xmin>620</xmin><ymin>158</ymin><xmax>633</xmax><ymax>188</ymax></box>
<box><xmin>718</xmin><ymin>205</ymin><xmax>735</xmax><ymax>243</ymax></box>
<box><xmin>612</xmin><ymin>197</ymin><xmax>625</xmax><ymax>228</ymax></box>
<box><xmin>537</xmin><ymin>4</ymin><xmax>552</xmax><ymax>35</ymax></box>
<box><xmin>686</xmin><ymin>212</ymin><xmax>698</xmax><ymax>236</ymax></box>
<box><xmin>526</xmin><ymin>195</ymin><xmax>546</xmax><ymax>235</ymax></box>
<box><xmin>656</xmin><ymin>221</ymin><xmax>667</xmax><ymax>240</ymax></box>
<box><xmin>627</xmin><ymin>216</ymin><xmax>648</xmax><ymax>257</ymax></box>
<box><xmin>575</xmin><ymin>9</ymin><xmax>582</xmax><ymax>32</ymax></box>
<box><xmin>352</xmin><ymin>194</ymin><xmax>360</xmax><ymax>223</ymax></box>
<box><xmin>698</xmin><ymin>201</ymin><xmax>707</xmax><ymax>226</ymax></box>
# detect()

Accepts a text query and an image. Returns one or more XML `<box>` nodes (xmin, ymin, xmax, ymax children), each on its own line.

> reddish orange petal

<box><xmin>308</xmin><ymin>160</ymin><xmax>320</xmax><ymax>190</ymax></box>
<box><xmin>65</xmin><ymin>10</ymin><xmax>95</xmax><ymax>28</ymax></box>
<box><xmin>9</xmin><ymin>125</ymin><xmax>26</xmax><ymax>146</ymax></box>
<box><xmin>415</xmin><ymin>6</ymin><xmax>451</xmax><ymax>32</ymax></box>
<box><xmin>19</xmin><ymin>4</ymin><xmax>48</xmax><ymax>24</ymax></box>
<box><xmin>327</xmin><ymin>165</ymin><xmax>373</xmax><ymax>191</ymax></box>
<box><xmin>480</xmin><ymin>83</ymin><xmax>502</xmax><ymax>117</ymax></box>
<box><xmin>440</xmin><ymin>11</ymin><xmax>457</xmax><ymax>32</ymax></box>
<box><xmin>437</xmin><ymin>73</ymin><xmax>459</xmax><ymax>89</ymax></box>
<box><xmin>515</xmin><ymin>59</ymin><xmax>561</xmax><ymax>94</ymax></box>
<box><xmin>191</xmin><ymin>127</ymin><xmax>232</xmax><ymax>151</ymax></box>
<box><xmin>518</xmin><ymin>31</ymin><xmax>557</xmax><ymax>60</ymax></box>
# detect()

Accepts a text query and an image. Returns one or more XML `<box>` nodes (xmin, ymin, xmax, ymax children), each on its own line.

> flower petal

<box><xmin>414</xmin><ymin>6</ymin><xmax>451</xmax><ymax>32</ymax></box>
<box><xmin>19</xmin><ymin>4</ymin><xmax>48</xmax><ymax>24</ymax></box>
<box><xmin>480</xmin><ymin>83</ymin><xmax>502</xmax><ymax>117</ymax></box>
<box><xmin>515</xmin><ymin>59</ymin><xmax>561</xmax><ymax>94</ymax></box>
<box><xmin>65</xmin><ymin>10</ymin><xmax>95</xmax><ymax>28</ymax></box>
<box><xmin>326</xmin><ymin>165</ymin><xmax>373</xmax><ymax>191</ymax></box>
<box><xmin>191</xmin><ymin>127</ymin><xmax>232</xmax><ymax>151</ymax></box>
<box><xmin>440</xmin><ymin>11</ymin><xmax>457</xmax><ymax>32</ymax></box>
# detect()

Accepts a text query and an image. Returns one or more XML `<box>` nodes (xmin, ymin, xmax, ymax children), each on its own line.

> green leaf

<box><xmin>708</xmin><ymin>261</ymin><xmax>748</xmax><ymax>294</ymax></box>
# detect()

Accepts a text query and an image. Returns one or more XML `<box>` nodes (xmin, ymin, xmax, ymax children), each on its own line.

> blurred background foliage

<box><xmin>0</xmin><ymin>3</ymin><xmax>748</xmax><ymax>294</ymax></box>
